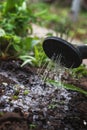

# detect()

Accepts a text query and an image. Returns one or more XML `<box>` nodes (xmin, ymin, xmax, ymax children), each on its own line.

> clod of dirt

<box><xmin>0</xmin><ymin>112</ymin><xmax>29</xmax><ymax>130</ymax></box>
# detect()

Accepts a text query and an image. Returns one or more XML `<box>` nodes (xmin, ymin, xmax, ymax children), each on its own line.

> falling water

<box><xmin>37</xmin><ymin>53</ymin><xmax>66</xmax><ymax>85</ymax></box>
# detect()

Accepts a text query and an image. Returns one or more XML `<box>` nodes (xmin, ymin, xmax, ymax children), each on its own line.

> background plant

<box><xmin>0</xmin><ymin>1</ymin><xmax>37</xmax><ymax>61</ymax></box>
<box><xmin>71</xmin><ymin>65</ymin><xmax>87</xmax><ymax>78</ymax></box>
<box><xmin>0</xmin><ymin>0</ymin><xmax>35</xmax><ymax>36</ymax></box>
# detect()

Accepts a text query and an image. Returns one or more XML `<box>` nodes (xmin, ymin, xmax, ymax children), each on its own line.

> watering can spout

<box><xmin>43</xmin><ymin>36</ymin><xmax>87</xmax><ymax>68</ymax></box>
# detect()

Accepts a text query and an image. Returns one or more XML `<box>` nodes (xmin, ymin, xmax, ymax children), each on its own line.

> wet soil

<box><xmin>0</xmin><ymin>60</ymin><xmax>87</xmax><ymax>130</ymax></box>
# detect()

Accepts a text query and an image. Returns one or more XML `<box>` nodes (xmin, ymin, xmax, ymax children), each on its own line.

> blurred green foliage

<box><xmin>72</xmin><ymin>65</ymin><xmax>87</xmax><ymax>78</ymax></box>
<box><xmin>0</xmin><ymin>0</ymin><xmax>47</xmax><ymax>67</ymax></box>
<box><xmin>0</xmin><ymin>0</ymin><xmax>34</xmax><ymax>36</ymax></box>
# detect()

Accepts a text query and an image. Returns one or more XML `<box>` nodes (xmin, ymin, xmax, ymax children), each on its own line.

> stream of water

<box><xmin>37</xmin><ymin>53</ymin><xmax>66</xmax><ymax>84</ymax></box>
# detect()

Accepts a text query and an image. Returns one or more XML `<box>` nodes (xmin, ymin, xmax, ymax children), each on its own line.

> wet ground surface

<box><xmin>0</xmin><ymin>60</ymin><xmax>87</xmax><ymax>130</ymax></box>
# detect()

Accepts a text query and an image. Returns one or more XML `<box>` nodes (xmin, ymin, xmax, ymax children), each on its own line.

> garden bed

<box><xmin>0</xmin><ymin>60</ymin><xmax>87</xmax><ymax>130</ymax></box>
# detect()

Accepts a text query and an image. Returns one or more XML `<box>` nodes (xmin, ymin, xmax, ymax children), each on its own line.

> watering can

<box><xmin>43</xmin><ymin>37</ymin><xmax>87</xmax><ymax>68</ymax></box>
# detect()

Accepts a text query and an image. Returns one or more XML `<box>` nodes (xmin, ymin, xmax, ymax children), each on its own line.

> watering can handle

<box><xmin>77</xmin><ymin>45</ymin><xmax>87</xmax><ymax>59</ymax></box>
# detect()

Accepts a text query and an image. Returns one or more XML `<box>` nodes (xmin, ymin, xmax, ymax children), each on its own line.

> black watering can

<box><xmin>43</xmin><ymin>37</ymin><xmax>87</xmax><ymax>68</ymax></box>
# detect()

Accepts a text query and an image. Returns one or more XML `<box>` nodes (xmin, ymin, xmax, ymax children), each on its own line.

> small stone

<box><xmin>2</xmin><ymin>82</ymin><xmax>8</xmax><ymax>86</ymax></box>
<box><xmin>83</xmin><ymin>120</ymin><xmax>87</xmax><ymax>125</ymax></box>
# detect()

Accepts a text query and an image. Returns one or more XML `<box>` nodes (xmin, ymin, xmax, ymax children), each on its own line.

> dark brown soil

<box><xmin>0</xmin><ymin>60</ymin><xmax>87</xmax><ymax>130</ymax></box>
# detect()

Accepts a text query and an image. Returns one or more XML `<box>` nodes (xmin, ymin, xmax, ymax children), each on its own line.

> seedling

<box><xmin>30</xmin><ymin>124</ymin><xmax>37</xmax><ymax>130</ymax></box>
<box><xmin>12</xmin><ymin>95</ymin><xmax>19</xmax><ymax>100</ymax></box>
<box><xmin>23</xmin><ymin>90</ymin><xmax>29</xmax><ymax>95</ymax></box>
<box><xmin>48</xmin><ymin>104</ymin><xmax>57</xmax><ymax>109</ymax></box>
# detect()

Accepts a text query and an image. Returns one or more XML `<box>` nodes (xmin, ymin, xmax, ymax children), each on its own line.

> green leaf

<box><xmin>19</xmin><ymin>55</ymin><xmax>36</xmax><ymax>60</ymax></box>
<box><xmin>46</xmin><ymin>79</ymin><xmax>87</xmax><ymax>95</ymax></box>
<box><xmin>63</xmin><ymin>83</ymin><xmax>87</xmax><ymax>95</ymax></box>
<box><xmin>46</xmin><ymin>79</ymin><xmax>62</xmax><ymax>88</ymax></box>
<box><xmin>34</xmin><ymin>9</ymin><xmax>48</xmax><ymax>17</ymax></box>
<box><xmin>21</xmin><ymin>59</ymin><xmax>32</xmax><ymax>67</ymax></box>
<box><xmin>34</xmin><ymin>46</ymin><xmax>39</xmax><ymax>59</ymax></box>
<box><xmin>13</xmin><ymin>44</ymin><xmax>21</xmax><ymax>52</ymax></box>
<box><xmin>19</xmin><ymin>55</ymin><xmax>36</xmax><ymax>67</ymax></box>
<box><xmin>22</xmin><ymin>37</ymin><xmax>40</xmax><ymax>51</ymax></box>
<box><xmin>4</xmin><ymin>0</ymin><xmax>25</xmax><ymax>13</ymax></box>
<box><xmin>0</xmin><ymin>28</ymin><xmax>5</xmax><ymax>37</ymax></box>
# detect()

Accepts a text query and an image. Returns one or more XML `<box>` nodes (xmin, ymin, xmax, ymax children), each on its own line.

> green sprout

<box><xmin>23</xmin><ymin>90</ymin><xmax>29</xmax><ymax>95</ymax></box>
<box><xmin>30</xmin><ymin>124</ymin><xmax>37</xmax><ymax>130</ymax></box>
<box><xmin>12</xmin><ymin>95</ymin><xmax>19</xmax><ymax>100</ymax></box>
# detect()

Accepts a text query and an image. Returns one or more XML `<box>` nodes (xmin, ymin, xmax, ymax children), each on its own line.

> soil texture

<box><xmin>0</xmin><ymin>60</ymin><xmax>87</xmax><ymax>130</ymax></box>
